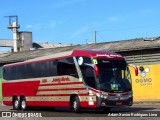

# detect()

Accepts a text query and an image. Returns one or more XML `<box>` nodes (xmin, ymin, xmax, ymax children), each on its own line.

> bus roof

<box><xmin>3</xmin><ymin>49</ymin><xmax>123</xmax><ymax>68</ymax></box>
<box><xmin>72</xmin><ymin>49</ymin><xmax>123</xmax><ymax>59</ymax></box>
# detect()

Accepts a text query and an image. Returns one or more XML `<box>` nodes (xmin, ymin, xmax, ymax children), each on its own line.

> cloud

<box><xmin>108</xmin><ymin>16</ymin><xmax>121</xmax><ymax>22</ymax></box>
<box><xmin>26</xmin><ymin>25</ymin><xmax>35</xmax><ymax>28</ymax></box>
<box><xmin>26</xmin><ymin>20</ymin><xmax>56</xmax><ymax>30</ymax></box>
<box><xmin>26</xmin><ymin>24</ymin><xmax>42</xmax><ymax>29</ymax></box>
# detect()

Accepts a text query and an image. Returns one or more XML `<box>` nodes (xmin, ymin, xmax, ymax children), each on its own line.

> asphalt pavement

<box><xmin>0</xmin><ymin>104</ymin><xmax>160</xmax><ymax>120</ymax></box>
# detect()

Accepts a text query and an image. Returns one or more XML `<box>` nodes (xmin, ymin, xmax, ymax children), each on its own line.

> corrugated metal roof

<box><xmin>1</xmin><ymin>37</ymin><xmax>160</xmax><ymax>64</ymax></box>
<box><xmin>33</xmin><ymin>42</ymin><xmax>73</xmax><ymax>49</ymax></box>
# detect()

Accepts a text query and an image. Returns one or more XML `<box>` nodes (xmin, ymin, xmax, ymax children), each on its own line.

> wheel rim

<box><xmin>21</xmin><ymin>100</ymin><xmax>26</xmax><ymax>109</ymax></box>
<box><xmin>73</xmin><ymin>100</ymin><xmax>77</xmax><ymax>111</ymax></box>
<box><xmin>14</xmin><ymin>100</ymin><xmax>19</xmax><ymax>108</ymax></box>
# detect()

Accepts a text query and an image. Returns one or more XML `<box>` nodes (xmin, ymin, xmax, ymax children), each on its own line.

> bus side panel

<box><xmin>80</xmin><ymin>101</ymin><xmax>97</xmax><ymax>108</ymax></box>
<box><xmin>2</xmin><ymin>80</ymin><xmax>40</xmax><ymax>105</ymax></box>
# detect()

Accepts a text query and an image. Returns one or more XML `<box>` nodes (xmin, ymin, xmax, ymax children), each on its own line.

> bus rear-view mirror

<box><xmin>128</xmin><ymin>64</ymin><xmax>138</xmax><ymax>76</ymax></box>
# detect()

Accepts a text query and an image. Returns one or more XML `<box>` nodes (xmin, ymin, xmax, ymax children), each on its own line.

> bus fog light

<box><xmin>101</xmin><ymin>102</ymin><xmax>106</xmax><ymax>106</ymax></box>
<box><xmin>96</xmin><ymin>93</ymin><xmax>100</xmax><ymax>97</ymax></box>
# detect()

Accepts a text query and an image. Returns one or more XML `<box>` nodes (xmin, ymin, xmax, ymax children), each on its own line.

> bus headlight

<box><xmin>96</xmin><ymin>93</ymin><xmax>100</xmax><ymax>97</ymax></box>
<box><xmin>104</xmin><ymin>96</ymin><xmax>108</xmax><ymax>99</ymax></box>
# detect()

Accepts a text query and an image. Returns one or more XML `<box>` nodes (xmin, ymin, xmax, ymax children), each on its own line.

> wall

<box><xmin>122</xmin><ymin>49</ymin><xmax>160</xmax><ymax>101</ymax></box>
<box><xmin>129</xmin><ymin>64</ymin><xmax>160</xmax><ymax>101</ymax></box>
<box><xmin>19</xmin><ymin>32</ymin><xmax>32</xmax><ymax>51</ymax></box>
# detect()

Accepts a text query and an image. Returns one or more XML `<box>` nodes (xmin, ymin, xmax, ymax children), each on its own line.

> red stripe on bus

<box><xmin>26</xmin><ymin>101</ymin><xmax>97</xmax><ymax>108</ymax></box>
<box><xmin>38</xmin><ymin>88</ymin><xmax>86</xmax><ymax>92</ymax></box>
<box><xmin>39</xmin><ymin>82</ymin><xmax>84</xmax><ymax>86</ymax></box>
<box><xmin>89</xmin><ymin>88</ymin><xmax>102</xmax><ymax>94</ymax></box>
<box><xmin>3</xmin><ymin>101</ymin><xmax>12</xmax><ymax>106</ymax></box>
<box><xmin>27</xmin><ymin>101</ymin><xmax>70</xmax><ymax>107</ymax></box>
<box><xmin>3</xmin><ymin>101</ymin><xmax>97</xmax><ymax>108</ymax></box>
<box><xmin>80</xmin><ymin>102</ymin><xmax>97</xmax><ymax>108</ymax></box>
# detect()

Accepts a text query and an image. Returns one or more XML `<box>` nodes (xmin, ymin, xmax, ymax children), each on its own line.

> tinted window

<box><xmin>57</xmin><ymin>58</ymin><xmax>78</xmax><ymax>78</ymax></box>
<box><xmin>3</xmin><ymin>58</ymin><xmax>78</xmax><ymax>80</ymax></box>
<box><xmin>16</xmin><ymin>65</ymin><xmax>25</xmax><ymax>79</ymax></box>
<box><xmin>3</xmin><ymin>67</ymin><xmax>10</xmax><ymax>80</ymax></box>
<box><xmin>96</xmin><ymin>59</ymin><xmax>131</xmax><ymax>92</ymax></box>
<box><xmin>76</xmin><ymin>57</ymin><xmax>96</xmax><ymax>88</ymax></box>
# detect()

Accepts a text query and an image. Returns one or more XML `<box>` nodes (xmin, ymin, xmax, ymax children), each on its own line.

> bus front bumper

<box><xmin>96</xmin><ymin>95</ymin><xmax>133</xmax><ymax>108</ymax></box>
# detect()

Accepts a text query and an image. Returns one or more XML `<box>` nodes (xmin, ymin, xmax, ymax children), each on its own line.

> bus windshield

<box><xmin>96</xmin><ymin>59</ymin><xmax>131</xmax><ymax>92</ymax></box>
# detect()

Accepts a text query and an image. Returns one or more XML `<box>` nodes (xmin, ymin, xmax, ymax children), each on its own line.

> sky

<box><xmin>1</xmin><ymin>0</ymin><xmax>160</xmax><ymax>51</ymax></box>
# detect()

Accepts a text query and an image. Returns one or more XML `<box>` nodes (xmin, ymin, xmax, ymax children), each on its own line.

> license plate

<box><xmin>116</xmin><ymin>102</ymin><xmax>122</xmax><ymax>106</ymax></box>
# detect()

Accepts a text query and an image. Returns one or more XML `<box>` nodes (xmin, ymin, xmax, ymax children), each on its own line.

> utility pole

<box><xmin>94</xmin><ymin>31</ymin><xmax>97</xmax><ymax>44</ymax></box>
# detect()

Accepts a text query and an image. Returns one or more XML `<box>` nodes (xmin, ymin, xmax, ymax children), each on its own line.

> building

<box><xmin>0</xmin><ymin>32</ymin><xmax>73</xmax><ymax>52</ymax></box>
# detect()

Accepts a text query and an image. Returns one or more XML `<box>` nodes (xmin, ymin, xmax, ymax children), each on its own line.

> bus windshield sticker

<box><xmin>78</xmin><ymin>57</ymin><xmax>83</xmax><ymax>65</ymax></box>
<box><xmin>92</xmin><ymin>59</ymin><xmax>98</xmax><ymax>64</ymax></box>
<box><xmin>111</xmin><ymin>84</ymin><xmax>119</xmax><ymax>90</ymax></box>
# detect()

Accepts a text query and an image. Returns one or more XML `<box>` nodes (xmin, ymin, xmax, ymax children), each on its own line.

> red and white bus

<box><xmin>2</xmin><ymin>49</ymin><xmax>138</xmax><ymax>112</ymax></box>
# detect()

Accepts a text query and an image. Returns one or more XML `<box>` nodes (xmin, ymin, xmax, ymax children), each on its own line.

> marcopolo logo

<box><xmin>135</xmin><ymin>66</ymin><xmax>152</xmax><ymax>86</ymax></box>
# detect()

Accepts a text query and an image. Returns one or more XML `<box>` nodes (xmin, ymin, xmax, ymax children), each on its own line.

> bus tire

<box><xmin>71</xmin><ymin>96</ymin><xmax>81</xmax><ymax>113</ymax></box>
<box><xmin>13</xmin><ymin>97</ymin><xmax>20</xmax><ymax>110</ymax></box>
<box><xmin>20</xmin><ymin>97</ymin><xmax>27</xmax><ymax>111</ymax></box>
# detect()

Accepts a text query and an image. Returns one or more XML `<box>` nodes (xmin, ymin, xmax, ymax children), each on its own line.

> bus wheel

<box><xmin>13</xmin><ymin>97</ymin><xmax>20</xmax><ymax>110</ymax></box>
<box><xmin>71</xmin><ymin>96</ymin><xmax>81</xmax><ymax>113</ymax></box>
<box><xmin>20</xmin><ymin>97</ymin><xmax>27</xmax><ymax>111</ymax></box>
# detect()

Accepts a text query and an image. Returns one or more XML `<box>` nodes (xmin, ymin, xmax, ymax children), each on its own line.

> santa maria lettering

<box><xmin>52</xmin><ymin>77</ymin><xmax>70</xmax><ymax>83</ymax></box>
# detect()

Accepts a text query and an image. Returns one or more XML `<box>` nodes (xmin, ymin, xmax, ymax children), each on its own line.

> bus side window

<box><xmin>16</xmin><ymin>65</ymin><xmax>25</xmax><ymax>79</ymax></box>
<box><xmin>76</xmin><ymin>57</ymin><xmax>96</xmax><ymax>88</ymax></box>
<box><xmin>57</xmin><ymin>58</ymin><xmax>78</xmax><ymax>78</ymax></box>
<box><xmin>51</xmin><ymin>60</ymin><xmax>58</xmax><ymax>76</ymax></box>
<box><xmin>25</xmin><ymin>64</ymin><xmax>36</xmax><ymax>78</ymax></box>
<box><xmin>3</xmin><ymin>68</ymin><xmax>9</xmax><ymax>80</ymax></box>
<box><xmin>85</xmin><ymin>66</ymin><xmax>96</xmax><ymax>88</ymax></box>
<box><xmin>10</xmin><ymin>66</ymin><xmax>17</xmax><ymax>80</ymax></box>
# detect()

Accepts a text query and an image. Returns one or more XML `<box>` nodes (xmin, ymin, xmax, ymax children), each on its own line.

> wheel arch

<box><xmin>12</xmin><ymin>95</ymin><xmax>18</xmax><ymax>105</ymax></box>
<box><xmin>70</xmin><ymin>94</ymin><xmax>81</xmax><ymax>106</ymax></box>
